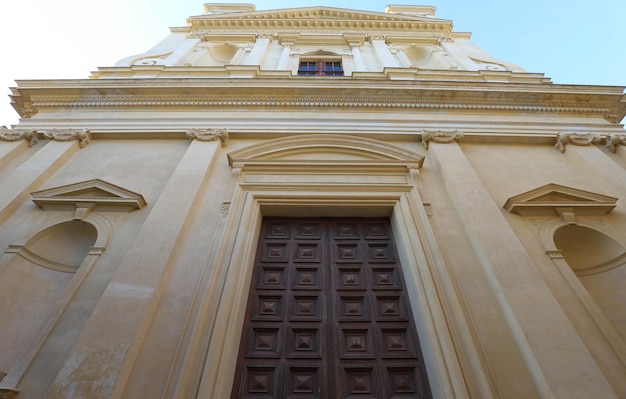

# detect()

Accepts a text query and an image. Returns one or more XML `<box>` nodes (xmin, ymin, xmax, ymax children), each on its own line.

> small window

<box><xmin>298</xmin><ymin>60</ymin><xmax>343</xmax><ymax>76</ymax></box>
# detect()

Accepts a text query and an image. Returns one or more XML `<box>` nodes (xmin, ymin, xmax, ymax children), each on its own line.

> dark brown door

<box><xmin>231</xmin><ymin>218</ymin><xmax>432</xmax><ymax>398</ymax></box>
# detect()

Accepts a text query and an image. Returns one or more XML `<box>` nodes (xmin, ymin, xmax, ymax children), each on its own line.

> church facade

<box><xmin>1</xmin><ymin>4</ymin><xmax>626</xmax><ymax>398</ymax></box>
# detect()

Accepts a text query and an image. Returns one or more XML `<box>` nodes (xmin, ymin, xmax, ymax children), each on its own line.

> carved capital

<box><xmin>606</xmin><ymin>134</ymin><xmax>626</xmax><ymax>153</ymax></box>
<box><xmin>186</xmin><ymin>128</ymin><xmax>229</xmax><ymax>147</ymax></box>
<box><xmin>554</xmin><ymin>132</ymin><xmax>601</xmax><ymax>153</ymax></box>
<box><xmin>43</xmin><ymin>128</ymin><xmax>91</xmax><ymax>148</ymax></box>
<box><xmin>0</xmin><ymin>127</ymin><xmax>38</xmax><ymax>146</ymax></box>
<box><xmin>421</xmin><ymin>130</ymin><xmax>463</xmax><ymax>149</ymax></box>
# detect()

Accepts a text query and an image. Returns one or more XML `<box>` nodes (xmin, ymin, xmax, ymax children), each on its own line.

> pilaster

<box><xmin>370</xmin><ymin>37</ymin><xmax>400</xmax><ymax>68</ymax></box>
<box><xmin>427</xmin><ymin>139</ymin><xmax>617</xmax><ymax>398</ymax></box>
<box><xmin>565</xmin><ymin>142</ymin><xmax>626</xmax><ymax>199</ymax></box>
<box><xmin>242</xmin><ymin>35</ymin><xmax>271</xmax><ymax>66</ymax></box>
<box><xmin>440</xmin><ymin>41</ymin><xmax>479</xmax><ymax>70</ymax></box>
<box><xmin>0</xmin><ymin>129</ymin><xmax>89</xmax><ymax>226</ymax></box>
<box><xmin>45</xmin><ymin>131</ymin><xmax>225</xmax><ymax>399</ymax></box>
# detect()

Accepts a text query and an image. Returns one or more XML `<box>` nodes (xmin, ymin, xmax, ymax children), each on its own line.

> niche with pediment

<box><xmin>226</xmin><ymin>134</ymin><xmax>425</xmax><ymax>216</ymax></box>
<box><xmin>0</xmin><ymin>179</ymin><xmax>146</xmax><ymax>375</ymax></box>
<box><xmin>505</xmin><ymin>183</ymin><xmax>626</xmax><ymax>343</ymax></box>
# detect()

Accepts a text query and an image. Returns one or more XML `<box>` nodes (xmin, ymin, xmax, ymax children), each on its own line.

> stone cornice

<box><xmin>17</xmin><ymin>94</ymin><xmax>617</xmax><ymax>117</ymax></box>
<box><xmin>10</xmin><ymin>79</ymin><xmax>625</xmax><ymax>121</ymax></box>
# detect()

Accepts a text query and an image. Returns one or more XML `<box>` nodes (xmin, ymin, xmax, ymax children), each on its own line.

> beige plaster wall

<box><xmin>460</xmin><ymin>141</ymin><xmax>626</xmax><ymax>396</ymax></box>
<box><xmin>0</xmin><ymin>258</ymin><xmax>73</xmax><ymax>373</ymax></box>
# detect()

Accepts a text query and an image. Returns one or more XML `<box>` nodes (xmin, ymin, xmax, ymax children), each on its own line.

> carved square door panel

<box><xmin>231</xmin><ymin>218</ymin><xmax>432</xmax><ymax>398</ymax></box>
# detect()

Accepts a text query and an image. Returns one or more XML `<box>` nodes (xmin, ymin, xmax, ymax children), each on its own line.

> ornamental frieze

<box><xmin>28</xmin><ymin>95</ymin><xmax>614</xmax><ymax>116</ymax></box>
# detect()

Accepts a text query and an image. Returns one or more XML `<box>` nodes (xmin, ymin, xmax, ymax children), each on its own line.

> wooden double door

<box><xmin>231</xmin><ymin>218</ymin><xmax>432</xmax><ymax>398</ymax></box>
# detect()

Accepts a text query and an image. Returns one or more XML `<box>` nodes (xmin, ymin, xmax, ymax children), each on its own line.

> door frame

<box><xmin>195</xmin><ymin>186</ymin><xmax>464</xmax><ymax>398</ymax></box>
<box><xmin>175</xmin><ymin>135</ymin><xmax>484</xmax><ymax>399</ymax></box>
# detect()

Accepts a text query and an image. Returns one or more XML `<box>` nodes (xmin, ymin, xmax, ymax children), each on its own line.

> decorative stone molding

<box><xmin>0</xmin><ymin>127</ymin><xmax>38</xmax><ymax>146</ymax></box>
<box><xmin>21</xmin><ymin>90</ymin><xmax>617</xmax><ymax>116</ymax></box>
<box><xmin>344</xmin><ymin>33</ymin><xmax>365</xmax><ymax>47</ymax></box>
<box><xmin>221</xmin><ymin>201</ymin><xmax>231</xmax><ymax>216</ymax></box>
<box><xmin>186</xmin><ymin>128</ymin><xmax>229</xmax><ymax>147</ymax></box>
<box><xmin>575</xmin><ymin>252</ymin><xmax>626</xmax><ymax>277</ymax></box>
<box><xmin>227</xmin><ymin>134</ymin><xmax>424</xmax><ymax>169</ymax></box>
<box><xmin>545</xmin><ymin>250</ymin><xmax>564</xmax><ymax>260</ymax></box>
<box><xmin>421</xmin><ymin>130</ymin><xmax>464</xmax><ymax>149</ymax></box>
<box><xmin>604</xmin><ymin>114</ymin><xmax>621</xmax><ymax>123</ymax></box>
<box><xmin>606</xmin><ymin>134</ymin><xmax>626</xmax><ymax>153</ymax></box>
<box><xmin>554</xmin><ymin>132</ymin><xmax>601</xmax><ymax>153</ymax></box>
<box><xmin>42</xmin><ymin>128</ymin><xmax>91</xmax><ymax>148</ymax></box>
<box><xmin>8</xmin><ymin>245</ymin><xmax>81</xmax><ymax>273</ymax></box>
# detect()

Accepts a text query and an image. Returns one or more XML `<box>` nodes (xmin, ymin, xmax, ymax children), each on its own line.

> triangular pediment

<box><xmin>31</xmin><ymin>179</ymin><xmax>147</xmax><ymax>209</ymax></box>
<box><xmin>189</xmin><ymin>6</ymin><xmax>452</xmax><ymax>33</ymax></box>
<box><xmin>227</xmin><ymin>134</ymin><xmax>424</xmax><ymax>169</ymax></box>
<box><xmin>504</xmin><ymin>183</ymin><xmax>617</xmax><ymax>216</ymax></box>
<box><xmin>198</xmin><ymin>6</ymin><xmax>449</xmax><ymax>23</ymax></box>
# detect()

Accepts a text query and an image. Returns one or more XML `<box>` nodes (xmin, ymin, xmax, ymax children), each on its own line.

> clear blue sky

<box><xmin>1</xmin><ymin>0</ymin><xmax>624</xmax><ymax>126</ymax></box>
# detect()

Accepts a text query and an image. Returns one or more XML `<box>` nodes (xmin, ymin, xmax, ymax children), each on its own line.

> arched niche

<box><xmin>193</xmin><ymin>43</ymin><xmax>240</xmax><ymax>66</ymax></box>
<box><xmin>0</xmin><ymin>219</ymin><xmax>99</xmax><ymax>375</ymax></box>
<box><xmin>554</xmin><ymin>225</ymin><xmax>626</xmax><ymax>275</ymax></box>
<box><xmin>23</xmin><ymin>221</ymin><xmax>97</xmax><ymax>273</ymax></box>
<box><xmin>0</xmin><ymin>179</ymin><xmax>146</xmax><ymax>390</ymax></box>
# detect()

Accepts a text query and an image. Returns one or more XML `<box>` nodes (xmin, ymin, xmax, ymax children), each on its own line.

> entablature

<box><xmin>11</xmin><ymin>77</ymin><xmax>625</xmax><ymax>123</ymax></box>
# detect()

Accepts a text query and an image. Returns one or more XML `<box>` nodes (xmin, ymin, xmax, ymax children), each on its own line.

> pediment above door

<box><xmin>227</xmin><ymin>134</ymin><xmax>425</xmax><ymax>171</ymax></box>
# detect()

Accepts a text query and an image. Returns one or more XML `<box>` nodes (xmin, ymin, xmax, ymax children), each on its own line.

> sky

<box><xmin>0</xmin><ymin>0</ymin><xmax>624</xmax><ymax>127</ymax></box>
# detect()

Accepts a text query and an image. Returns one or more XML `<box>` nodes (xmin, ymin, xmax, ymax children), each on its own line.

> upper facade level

<box><xmin>93</xmin><ymin>3</ymin><xmax>536</xmax><ymax>83</ymax></box>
